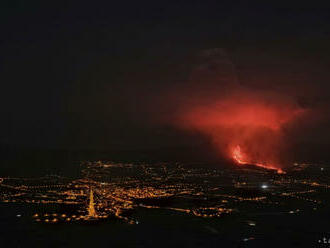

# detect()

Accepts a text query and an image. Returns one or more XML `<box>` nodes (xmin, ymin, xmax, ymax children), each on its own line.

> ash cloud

<box><xmin>154</xmin><ymin>48</ymin><xmax>314</xmax><ymax>168</ymax></box>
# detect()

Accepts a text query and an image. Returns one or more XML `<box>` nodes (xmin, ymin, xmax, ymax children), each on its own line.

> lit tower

<box><xmin>88</xmin><ymin>188</ymin><xmax>97</xmax><ymax>218</ymax></box>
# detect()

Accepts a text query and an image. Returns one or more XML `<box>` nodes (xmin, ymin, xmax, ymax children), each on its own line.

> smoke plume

<box><xmin>160</xmin><ymin>48</ymin><xmax>310</xmax><ymax>170</ymax></box>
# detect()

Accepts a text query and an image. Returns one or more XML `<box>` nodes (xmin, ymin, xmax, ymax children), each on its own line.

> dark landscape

<box><xmin>2</xmin><ymin>1</ymin><xmax>330</xmax><ymax>247</ymax></box>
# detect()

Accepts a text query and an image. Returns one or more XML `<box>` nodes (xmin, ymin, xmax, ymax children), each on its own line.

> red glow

<box><xmin>232</xmin><ymin>145</ymin><xmax>246</xmax><ymax>165</ymax></box>
<box><xmin>231</xmin><ymin>145</ymin><xmax>285</xmax><ymax>174</ymax></box>
<box><xmin>177</xmin><ymin>91</ymin><xmax>305</xmax><ymax>173</ymax></box>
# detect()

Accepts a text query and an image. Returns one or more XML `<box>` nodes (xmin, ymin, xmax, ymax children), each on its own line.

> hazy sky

<box><xmin>1</xmin><ymin>1</ymin><xmax>330</xmax><ymax>159</ymax></box>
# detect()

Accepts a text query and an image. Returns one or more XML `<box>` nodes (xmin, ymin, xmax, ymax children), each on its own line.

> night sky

<box><xmin>1</xmin><ymin>1</ymin><xmax>330</xmax><ymax>167</ymax></box>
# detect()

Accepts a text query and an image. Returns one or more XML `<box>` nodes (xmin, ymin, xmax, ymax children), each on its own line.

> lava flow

<box><xmin>232</xmin><ymin>145</ymin><xmax>246</xmax><ymax>165</ymax></box>
<box><xmin>175</xmin><ymin>91</ymin><xmax>305</xmax><ymax>173</ymax></box>
<box><xmin>231</xmin><ymin>145</ymin><xmax>285</xmax><ymax>174</ymax></box>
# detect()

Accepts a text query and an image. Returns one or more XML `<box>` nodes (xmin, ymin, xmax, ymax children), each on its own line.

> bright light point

<box><xmin>243</xmin><ymin>237</ymin><xmax>255</xmax><ymax>242</ymax></box>
<box><xmin>261</xmin><ymin>184</ymin><xmax>268</xmax><ymax>189</ymax></box>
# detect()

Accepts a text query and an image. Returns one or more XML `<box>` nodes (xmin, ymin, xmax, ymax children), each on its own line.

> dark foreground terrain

<box><xmin>1</xmin><ymin>159</ymin><xmax>330</xmax><ymax>248</ymax></box>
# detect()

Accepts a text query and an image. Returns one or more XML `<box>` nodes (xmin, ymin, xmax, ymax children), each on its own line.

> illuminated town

<box><xmin>0</xmin><ymin>160</ymin><xmax>328</xmax><ymax>229</ymax></box>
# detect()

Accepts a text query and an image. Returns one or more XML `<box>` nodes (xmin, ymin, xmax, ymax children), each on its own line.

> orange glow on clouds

<box><xmin>177</xmin><ymin>91</ymin><xmax>305</xmax><ymax>172</ymax></box>
<box><xmin>181</xmin><ymin>95</ymin><xmax>303</xmax><ymax>131</ymax></box>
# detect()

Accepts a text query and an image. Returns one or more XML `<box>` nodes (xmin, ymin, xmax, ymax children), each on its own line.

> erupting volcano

<box><xmin>232</xmin><ymin>145</ymin><xmax>246</xmax><ymax>165</ymax></box>
<box><xmin>176</xmin><ymin>90</ymin><xmax>305</xmax><ymax>173</ymax></box>
<box><xmin>231</xmin><ymin>145</ymin><xmax>284</xmax><ymax>174</ymax></box>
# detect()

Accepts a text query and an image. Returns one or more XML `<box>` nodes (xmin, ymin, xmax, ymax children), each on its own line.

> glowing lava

<box><xmin>232</xmin><ymin>145</ymin><xmax>246</xmax><ymax>165</ymax></box>
<box><xmin>174</xmin><ymin>89</ymin><xmax>305</xmax><ymax>174</ymax></box>
<box><xmin>231</xmin><ymin>145</ymin><xmax>285</xmax><ymax>174</ymax></box>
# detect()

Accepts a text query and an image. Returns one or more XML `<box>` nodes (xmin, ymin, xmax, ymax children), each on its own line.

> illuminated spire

<box><xmin>88</xmin><ymin>188</ymin><xmax>97</xmax><ymax>217</ymax></box>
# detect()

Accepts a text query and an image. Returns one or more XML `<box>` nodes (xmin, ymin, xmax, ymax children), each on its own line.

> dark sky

<box><xmin>1</xmin><ymin>1</ymin><xmax>330</xmax><ymax>156</ymax></box>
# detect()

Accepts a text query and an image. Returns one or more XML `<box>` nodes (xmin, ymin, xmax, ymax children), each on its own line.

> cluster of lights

<box><xmin>0</xmin><ymin>160</ymin><xmax>328</xmax><ymax>225</ymax></box>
